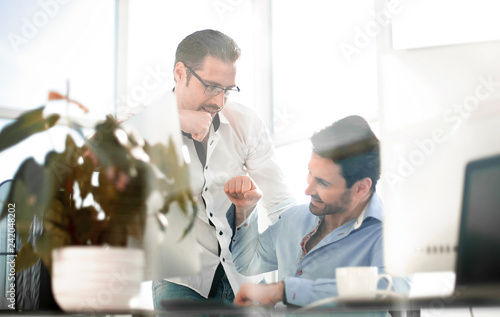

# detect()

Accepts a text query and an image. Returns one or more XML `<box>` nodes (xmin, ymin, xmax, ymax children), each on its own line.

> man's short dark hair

<box><xmin>174</xmin><ymin>29</ymin><xmax>241</xmax><ymax>72</ymax></box>
<box><xmin>311</xmin><ymin>115</ymin><xmax>380</xmax><ymax>192</ymax></box>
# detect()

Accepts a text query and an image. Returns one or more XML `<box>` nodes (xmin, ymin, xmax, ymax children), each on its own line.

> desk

<box><xmin>153</xmin><ymin>297</ymin><xmax>500</xmax><ymax>316</ymax></box>
<box><xmin>7</xmin><ymin>296</ymin><xmax>500</xmax><ymax>317</ymax></box>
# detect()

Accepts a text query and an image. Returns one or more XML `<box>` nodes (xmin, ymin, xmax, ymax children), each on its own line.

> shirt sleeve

<box><xmin>284</xmin><ymin>275</ymin><xmax>411</xmax><ymax>307</ymax></box>
<box><xmin>230</xmin><ymin>207</ymin><xmax>280</xmax><ymax>276</ymax></box>
<box><xmin>283</xmin><ymin>277</ymin><xmax>338</xmax><ymax>307</ymax></box>
<box><xmin>283</xmin><ymin>229</ymin><xmax>411</xmax><ymax>306</ymax></box>
<box><xmin>243</xmin><ymin>111</ymin><xmax>296</xmax><ymax>223</ymax></box>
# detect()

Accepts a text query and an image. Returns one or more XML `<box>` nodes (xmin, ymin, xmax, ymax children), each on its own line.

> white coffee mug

<box><xmin>336</xmin><ymin>266</ymin><xmax>393</xmax><ymax>299</ymax></box>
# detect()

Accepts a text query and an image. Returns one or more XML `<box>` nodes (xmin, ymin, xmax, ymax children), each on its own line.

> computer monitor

<box><xmin>123</xmin><ymin>92</ymin><xmax>200</xmax><ymax>280</ymax></box>
<box><xmin>455</xmin><ymin>153</ymin><xmax>500</xmax><ymax>287</ymax></box>
<box><xmin>381</xmin><ymin>107</ymin><xmax>500</xmax><ymax>277</ymax></box>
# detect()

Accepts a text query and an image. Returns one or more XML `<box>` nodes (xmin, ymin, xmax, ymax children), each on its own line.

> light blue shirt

<box><xmin>229</xmin><ymin>192</ymin><xmax>410</xmax><ymax>309</ymax></box>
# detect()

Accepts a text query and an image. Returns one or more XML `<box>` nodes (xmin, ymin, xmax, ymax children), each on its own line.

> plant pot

<box><xmin>51</xmin><ymin>246</ymin><xmax>145</xmax><ymax>313</ymax></box>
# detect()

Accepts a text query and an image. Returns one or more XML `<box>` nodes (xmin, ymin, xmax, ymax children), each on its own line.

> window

<box><xmin>272</xmin><ymin>0</ymin><xmax>379</xmax><ymax>200</ymax></box>
<box><xmin>0</xmin><ymin>0</ymin><xmax>115</xmax><ymax>181</ymax></box>
<box><xmin>120</xmin><ymin>0</ymin><xmax>257</xmax><ymax>121</ymax></box>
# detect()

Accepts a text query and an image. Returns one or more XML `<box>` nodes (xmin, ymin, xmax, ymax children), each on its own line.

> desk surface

<box><xmin>5</xmin><ymin>295</ymin><xmax>500</xmax><ymax>317</ymax></box>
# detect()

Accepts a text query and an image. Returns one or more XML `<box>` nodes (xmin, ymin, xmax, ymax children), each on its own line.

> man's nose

<box><xmin>210</xmin><ymin>92</ymin><xmax>225</xmax><ymax>108</ymax></box>
<box><xmin>304</xmin><ymin>182</ymin><xmax>315</xmax><ymax>196</ymax></box>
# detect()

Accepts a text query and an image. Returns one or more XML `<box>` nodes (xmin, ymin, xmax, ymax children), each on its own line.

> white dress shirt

<box><xmin>166</xmin><ymin>93</ymin><xmax>296</xmax><ymax>297</ymax></box>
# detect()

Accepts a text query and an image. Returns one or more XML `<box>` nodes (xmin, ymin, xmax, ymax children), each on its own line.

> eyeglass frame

<box><xmin>184</xmin><ymin>65</ymin><xmax>240</xmax><ymax>99</ymax></box>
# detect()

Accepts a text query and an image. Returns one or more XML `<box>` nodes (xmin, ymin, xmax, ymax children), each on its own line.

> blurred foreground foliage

<box><xmin>0</xmin><ymin>106</ymin><xmax>196</xmax><ymax>273</ymax></box>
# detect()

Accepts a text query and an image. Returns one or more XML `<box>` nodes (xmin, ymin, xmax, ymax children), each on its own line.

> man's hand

<box><xmin>178</xmin><ymin>109</ymin><xmax>212</xmax><ymax>142</ymax></box>
<box><xmin>224</xmin><ymin>176</ymin><xmax>262</xmax><ymax>226</ymax></box>
<box><xmin>234</xmin><ymin>282</ymin><xmax>284</xmax><ymax>307</ymax></box>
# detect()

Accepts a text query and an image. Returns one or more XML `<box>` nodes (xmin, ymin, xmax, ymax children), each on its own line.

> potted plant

<box><xmin>0</xmin><ymin>96</ymin><xmax>196</xmax><ymax>311</ymax></box>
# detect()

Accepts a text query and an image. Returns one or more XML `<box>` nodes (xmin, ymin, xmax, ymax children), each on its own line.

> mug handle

<box><xmin>377</xmin><ymin>273</ymin><xmax>393</xmax><ymax>298</ymax></box>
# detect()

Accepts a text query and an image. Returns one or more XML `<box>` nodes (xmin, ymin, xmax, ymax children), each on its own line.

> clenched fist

<box><xmin>224</xmin><ymin>175</ymin><xmax>262</xmax><ymax>226</ymax></box>
<box><xmin>179</xmin><ymin>109</ymin><xmax>213</xmax><ymax>142</ymax></box>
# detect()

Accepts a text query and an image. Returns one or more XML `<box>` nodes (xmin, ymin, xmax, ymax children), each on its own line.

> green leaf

<box><xmin>42</xmin><ymin>199</ymin><xmax>72</xmax><ymax>244</ymax></box>
<box><xmin>180</xmin><ymin>194</ymin><xmax>198</xmax><ymax>240</ymax></box>
<box><xmin>16</xmin><ymin>244</ymin><xmax>41</xmax><ymax>273</ymax></box>
<box><xmin>36</xmin><ymin>227</ymin><xmax>71</xmax><ymax>274</ymax></box>
<box><xmin>75</xmin><ymin>156</ymin><xmax>95</xmax><ymax>201</ymax></box>
<box><xmin>146</xmin><ymin>137</ymin><xmax>197</xmax><ymax>239</ymax></box>
<box><xmin>84</xmin><ymin>116</ymin><xmax>136</xmax><ymax>174</ymax></box>
<box><xmin>72</xmin><ymin>206</ymin><xmax>101</xmax><ymax>244</ymax></box>
<box><xmin>0</xmin><ymin>106</ymin><xmax>60</xmax><ymax>153</ymax></box>
<box><xmin>0</xmin><ymin>158</ymin><xmax>55</xmax><ymax>243</ymax></box>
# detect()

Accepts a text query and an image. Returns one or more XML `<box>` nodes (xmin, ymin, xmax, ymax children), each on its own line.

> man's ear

<box><xmin>354</xmin><ymin>178</ymin><xmax>372</xmax><ymax>197</ymax></box>
<box><xmin>174</xmin><ymin>62</ymin><xmax>186</xmax><ymax>83</ymax></box>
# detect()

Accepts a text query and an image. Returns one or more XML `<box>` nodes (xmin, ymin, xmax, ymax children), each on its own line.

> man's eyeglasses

<box><xmin>185</xmin><ymin>65</ymin><xmax>240</xmax><ymax>99</ymax></box>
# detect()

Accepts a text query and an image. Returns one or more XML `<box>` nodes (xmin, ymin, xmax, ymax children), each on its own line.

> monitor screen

<box><xmin>380</xmin><ymin>108</ymin><xmax>500</xmax><ymax>277</ymax></box>
<box><xmin>455</xmin><ymin>154</ymin><xmax>500</xmax><ymax>286</ymax></box>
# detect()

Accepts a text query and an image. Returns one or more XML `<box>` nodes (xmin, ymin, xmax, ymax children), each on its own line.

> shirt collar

<box><xmin>217</xmin><ymin>106</ymin><xmax>229</xmax><ymax>126</ymax></box>
<box><xmin>210</xmin><ymin>103</ymin><xmax>231</xmax><ymax>131</ymax></box>
<box><xmin>181</xmin><ymin>113</ymin><xmax>222</xmax><ymax>140</ymax></box>
<box><xmin>353</xmin><ymin>192</ymin><xmax>383</xmax><ymax>229</ymax></box>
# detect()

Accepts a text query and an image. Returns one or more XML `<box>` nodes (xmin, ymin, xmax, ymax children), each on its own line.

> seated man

<box><xmin>224</xmin><ymin>115</ymin><xmax>409</xmax><ymax>308</ymax></box>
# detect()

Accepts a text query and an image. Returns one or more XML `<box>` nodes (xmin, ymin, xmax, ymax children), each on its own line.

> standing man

<box><xmin>152</xmin><ymin>29</ymin><xmax>295</xmax><ymax>308</ymax></box>
<box><xmin>225</xmin><ymin>116</ymin><xmax>410</xmax><ymax>309</ymax></box>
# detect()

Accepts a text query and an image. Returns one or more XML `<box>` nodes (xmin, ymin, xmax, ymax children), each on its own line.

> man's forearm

<box><xmin>234</xmin><ymin>205</ymin><xmax>256</xmax><ymax>227</ymax></box>
<box><xmin>234</xmin><ymin>281</ymin><xmax>284</xmax><ymax>307</ymax></box>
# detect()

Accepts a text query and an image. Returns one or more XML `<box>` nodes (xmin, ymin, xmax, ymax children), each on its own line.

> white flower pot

<box><xmin>51</xmin><ymin>246</ymin><xmax>145</xmax><ymax>312</ymax></box>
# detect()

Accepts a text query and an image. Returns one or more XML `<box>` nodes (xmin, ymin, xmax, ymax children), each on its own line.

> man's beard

<box><xmin>309</xmin><ymin>188</ymin><xmax>352</xmax><ymax>216</ymax></box>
